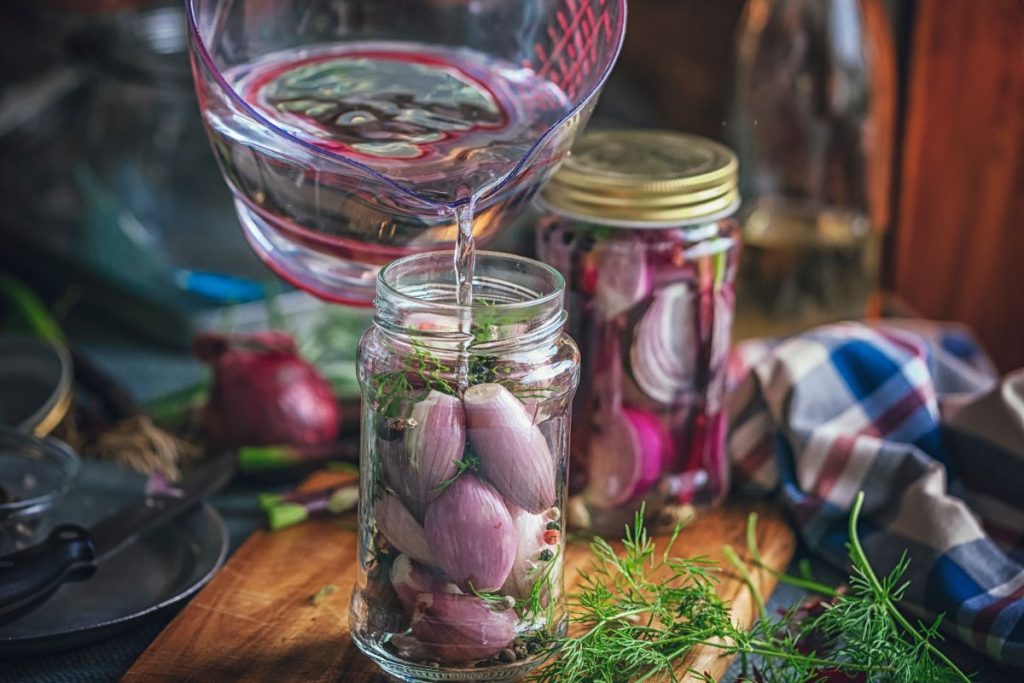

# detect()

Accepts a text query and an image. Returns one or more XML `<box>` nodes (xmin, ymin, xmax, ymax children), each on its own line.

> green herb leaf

<box><xmin>309</xmin><ymin>584</ymin><xmax>338</xmax><ymax>606</ymax></box>
<box><xmin>530</xmin><ymin>494</ymin><xmax>972</xmax><ymax>683</ymax></box>
<box><xmin>433</xmin><ymin>452</ymin><xmax>480</xmax><ymax>495</ymax></box>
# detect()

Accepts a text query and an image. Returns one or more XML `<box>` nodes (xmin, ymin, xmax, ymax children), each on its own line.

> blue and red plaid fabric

<box><xmin>727</xmin><ymin>321</ymin><xmax>1024</xmax><ymax>667</ymax></box>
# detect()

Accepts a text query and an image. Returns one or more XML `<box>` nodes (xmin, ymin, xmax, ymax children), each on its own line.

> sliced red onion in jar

<box><xmin>424</xmin><ymin>474</ymin><xmax>516</xmax><ymax>592</ymax></box>
<box><xmin>710</xmin><ymin>284</ymin><xmax>735</xmax><ymax>381</ymax></box>
<box><xmin>594</xmin><ymin>242</ymin><xmax>651</xmax><ymax>320</ymax></box>
<box><xmin>411</xmin><ymin>593</ymin><xmax>517</xmax><ymax>663</ymax></box>
<box><xmin>537</xmin><ymin>220</ymin><xmax>576</xmax><ymax>277</ymax></box>
<box><xmin>627</xmin><ymin>283</ymin><xmax>697</xmax><ymax>405</ymax></box>
<box><xmin>583</xmin><ymin>407</ymin><xmax>668</xmax><ymax>510</ymax></box>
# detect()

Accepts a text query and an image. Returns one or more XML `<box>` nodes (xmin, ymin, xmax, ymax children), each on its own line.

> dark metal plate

<box><xmin>0</xmin><ymin>461</ymin><xmax>227</xmax><ymax>657</ymax></box>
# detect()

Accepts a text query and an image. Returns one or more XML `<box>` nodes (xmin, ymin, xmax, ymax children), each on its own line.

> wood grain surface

<box><xmin>891</xmin><ymin>0</ymin><xmax>1024</xmax><ymax>371</ymax></box>
<box><xmin>124</xmin><ymin>472</ymin><xmax>795</xmax><ymax>682</ymax></box>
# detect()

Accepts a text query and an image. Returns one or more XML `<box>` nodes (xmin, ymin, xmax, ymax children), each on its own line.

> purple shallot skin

<box><xmin>391</xmin><ymin>390</ymin><xmax>464</xmax><ymax>507</ymax></box>
<box><xmin>390</xmin><ymin>554</ymin><xmax>459</xmax><ymax>610</ymax></box>
<box><xmin>464</xmin><ymin>383</ymin><xmax>557</xmax><ymax>514</ymax></box>
<box><xmin>375</xmin><ymin>494</ymin><xmax>435</xmax><ymax>566</ymax></box>
<box><xmin>424</xmin><ymin>474</ymin><xmax>516</xmax><ymax>592</ymax></box>
<box><xmin>411</xmin><ymin>592</ymin><xmax>517</xmax><ymax>663</ymax></box>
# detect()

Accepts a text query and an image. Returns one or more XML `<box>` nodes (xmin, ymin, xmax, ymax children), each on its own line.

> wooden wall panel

<box><xmin>613</xmin><ymin>0</ymin><xmax>746</xmax><ymax>140</ymax></box>
<box><xmin>892</xmin><ymin>0</ymin><xmax>1024</xmax><ymax>371</ymax></box>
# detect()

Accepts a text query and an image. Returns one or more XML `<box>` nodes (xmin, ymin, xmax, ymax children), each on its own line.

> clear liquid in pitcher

<box><xmin>204</xmin><ymin>42</ymin><xmax>573</xmax><ymax>269</ymax></box>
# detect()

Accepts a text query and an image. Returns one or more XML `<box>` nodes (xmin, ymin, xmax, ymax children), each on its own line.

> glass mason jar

<box><xmin>351</xmin><ymin>251</ymin><xmax>579</xmax><ymax>681</ymax></box>
<box><xmin>536</xmin><ymin>131</ymin><xmax>741</xmax><ymax>535</ymax></box>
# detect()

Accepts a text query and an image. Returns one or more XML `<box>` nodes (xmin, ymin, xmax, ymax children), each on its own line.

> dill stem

<box><xmin>765</xmin><ymin>569</ymin><xmax>842</xmax><ymax>598</ymax></box>
<box><xmin>575</xmin><ymin>605</ymin><xmax>658</xmax><ymax>629</ymax></box>
<box><xmin>736</xmin><ymin>645</ymin><xmax>850</xmax><ymax>669</ymax></box>
<box><xmin>699</xmin><ymin>638</ymin><xmax>866</xmax><ymax>671</ymax></box>
<box><xmin>722</xmin><ymin>544</ymin><xmax>766</xmax><ymax>617</ymax></box>
<box><xmin>632</xmin><ymin>628</ymin><xmax>727</xmax><ymax>683</ymax></box>
<box><xmin>745</xmin><ymin>512</ymin><xmax>840</xmax><ymax>598</ymax></box>
<box><xmin>847</xmin><ymin>492</ymin><xmax>972</xmax><ymax>683</ymax></box>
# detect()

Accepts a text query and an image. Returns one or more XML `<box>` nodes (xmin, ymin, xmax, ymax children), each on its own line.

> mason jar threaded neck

<box><xmin>374</xmin><ymin>251</ymin><xmax>567</xmax><ymax>352</ymax></box>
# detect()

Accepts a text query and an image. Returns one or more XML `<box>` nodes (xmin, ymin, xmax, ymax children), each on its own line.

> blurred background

<box><xmin>0</xmin><ymin>0</ymin><xmax>1021</xmax><ymax>371</ymax></box>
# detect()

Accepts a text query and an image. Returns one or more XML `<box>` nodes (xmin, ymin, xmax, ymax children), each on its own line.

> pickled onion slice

<box><xmin>627</xmin><ymin>283</ymin><xmax>696</xmax><ymax>405</ymax></box>
<box><xmin>595</xmin><ymin>244</ymin><xmax>650</xmax><ymax>319</ymax></box>
<box><xmin>583</xmin><ymin>407</ymin><xmax>667</xmax><ymax>510</ymax></box>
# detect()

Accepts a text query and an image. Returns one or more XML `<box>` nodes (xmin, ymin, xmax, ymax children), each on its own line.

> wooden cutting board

<box><xmin>123</xmin><ymin>472</ymin><xmax>795</xmax><ymax>682</ymax></box>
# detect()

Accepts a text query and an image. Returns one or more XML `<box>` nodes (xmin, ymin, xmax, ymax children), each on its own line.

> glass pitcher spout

<box><xmin>187</xmin><ymin>0</ymin><xmax>628</xmax><ymax>305</ymax></box>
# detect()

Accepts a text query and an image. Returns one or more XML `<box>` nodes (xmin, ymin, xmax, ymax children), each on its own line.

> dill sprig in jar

<box><xmin>351</xmin><ymin>251</ymin><xmax>579</xmax><ymax>681</ymax></box>
<box><xmin>536</xmin><ymin>130</ymin><xmax>741</xmax><ymax>534</ymax></box>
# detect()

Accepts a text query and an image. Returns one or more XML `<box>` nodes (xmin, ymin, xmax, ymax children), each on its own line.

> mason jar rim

<box><xmin>373</xmin><ymin>251</ymin><xmax>568</xmax><ymax>351</ymax></box>
<box><xmin>377</xmin><ymin>251</ymin><xmax>566</xmax><ymax>314</ymax></box>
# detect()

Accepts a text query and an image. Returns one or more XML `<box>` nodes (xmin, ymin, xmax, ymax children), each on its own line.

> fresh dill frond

<box><xmin>530</xmin><ymin>494</ymin><xmax>972</xmax><ymax>683</ymax></box>
<box><xmin>531</xmin><ymin>505</ymin><xmax>731</xmax><ymax>683</ymax></box>
<box><xmin>519</xmin><ymin>544</ymin><xmax>562</xmax><ymax>624</ymax></box>
<box><xmin>432</xmin><ymin>451</ymin><xmax>480</xmax><ymax>495</ymax></box>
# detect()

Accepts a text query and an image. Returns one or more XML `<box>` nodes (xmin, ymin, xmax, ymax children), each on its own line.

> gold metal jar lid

<box><xmin>541</xmin><ymin>130</ymin><xmax>740</xmax><ymax>226</ymax></box>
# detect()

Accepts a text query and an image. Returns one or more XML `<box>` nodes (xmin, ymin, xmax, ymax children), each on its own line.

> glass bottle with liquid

<box><xmin>731</xmin><ymin>0</ymin><xmax>896</xmax><ymax>339</ymax></box>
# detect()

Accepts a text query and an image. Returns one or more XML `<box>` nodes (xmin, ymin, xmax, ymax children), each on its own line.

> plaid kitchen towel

<box><xmin>727</xmin><ymin>320</ymin><xmax>1024</xmax><ymax>667</ymax></box>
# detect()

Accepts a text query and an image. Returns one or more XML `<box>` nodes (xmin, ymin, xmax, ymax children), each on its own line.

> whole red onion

<box><xmin>194</xmin><ymin>331</ymin><xmax>341</xmax><ymax>449</ymax></box>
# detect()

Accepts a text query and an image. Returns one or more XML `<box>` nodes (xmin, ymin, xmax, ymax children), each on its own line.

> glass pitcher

<box><xmin>186</xmin><ymin>0</ymin><xmax>627</xmax><ymax>305</ymax></box>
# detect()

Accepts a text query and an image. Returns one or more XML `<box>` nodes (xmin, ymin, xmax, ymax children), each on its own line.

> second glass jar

<box><xmin>536</xmin><ymin>130</ymin><xmax>741</xmax><ymax>534</ymax></box>
<box><xmin>351</xmin><ymin>251</ymin><xmax>579</xmax><ymax>682</ymax></box>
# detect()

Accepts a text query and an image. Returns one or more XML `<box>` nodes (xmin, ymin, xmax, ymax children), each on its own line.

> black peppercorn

<box><xmin>538</xmin><ymin>549</ymin><xmax>554</xmax><ymax>562</ymax></box>
<box><xmin>376</xmin><ymin>417</ymin><xmax>404</xmax><ymax>441</ymax></box>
